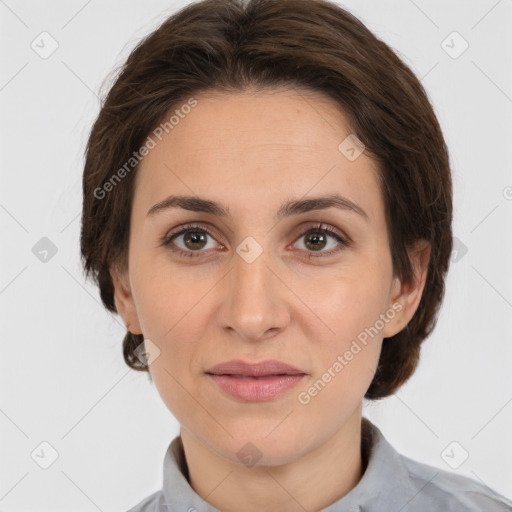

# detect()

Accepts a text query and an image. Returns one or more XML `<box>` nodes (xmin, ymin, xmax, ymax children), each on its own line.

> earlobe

<box><xmin>382</xmin><ymin>240</ymin><xmax>431</xmax><ymax>339</ymax></box>
<box><xmin>110</xmin><ymin>265</ymin><xmax>143</xmax><ymax>335</ymax></box>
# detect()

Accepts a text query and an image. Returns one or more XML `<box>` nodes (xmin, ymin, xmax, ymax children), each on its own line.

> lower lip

<box><xmin>208</xmin><ymin>374</ymin><xmax>306</xmax><ymax>401</ymax></box>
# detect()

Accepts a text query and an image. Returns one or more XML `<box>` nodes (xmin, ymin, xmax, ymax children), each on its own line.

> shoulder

<box><xmin>125</xmin><ymin>490</ymin><xmax>166</xmax><ymax>512</ymax></box>
<box><xmin>400</xmin><ymin>453</ymin><xmax>512</xmax><ymax>511</ymax></box>
<box><xmin>359</xmin><ymin>418</ymin><xmax>512</xmax><ymax>511</ymax></box>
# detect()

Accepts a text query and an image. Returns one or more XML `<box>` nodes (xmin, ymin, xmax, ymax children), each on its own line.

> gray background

<box><xmin>1</xmin><ymin>0</ymin><xmax>511</xmax><ymax>510</ymax></box>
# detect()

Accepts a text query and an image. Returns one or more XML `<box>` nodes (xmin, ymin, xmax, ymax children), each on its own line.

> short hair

<box><xmin>80</xmin><ymin>0</ymin><xmax>453</xmax><ymax>400</ymax></box>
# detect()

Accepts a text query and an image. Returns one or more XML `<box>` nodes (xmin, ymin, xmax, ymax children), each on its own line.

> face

<box><xmin>112</xmin><ymin>87</ymin><xmax>427</xmax><ymax>466</ymax></box>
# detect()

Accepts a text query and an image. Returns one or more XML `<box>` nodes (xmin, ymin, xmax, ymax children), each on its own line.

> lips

<box><xmin>205</xmin><ymin>359</ymin><xmax>306</xmax><ymax>378</ymax></box>
<box><xmin>206</xmin><ymin>359</ymin><xmax>307</xmax><ymax>401</ymax></box>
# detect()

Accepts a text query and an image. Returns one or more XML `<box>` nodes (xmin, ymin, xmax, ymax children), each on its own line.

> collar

<box><xmin>161</xmin><ymin>417</ymin><xmax>418</xmax><ymax>512</ymax></box>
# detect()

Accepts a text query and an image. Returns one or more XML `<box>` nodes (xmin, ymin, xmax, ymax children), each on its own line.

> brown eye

<box><xmin>160</xmin><ymin>224</ymin><xmax>220</xmax><ymax>258</ymax></box>
<box><xmin>182</xmin><ymin>230</ymin><xmax>209</xmax><ymax>251</ymax></box>
<box><xmin>294</xmin><ymin>224</ymin><xmax>349</xmax><ymax>256</ymax></box>
<box><xmin>303</xmin><ymin>232</ymin><xmax>328</xmax><ymax>251</ymax></box>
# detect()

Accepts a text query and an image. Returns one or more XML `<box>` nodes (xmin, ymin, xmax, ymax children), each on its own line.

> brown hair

<box><xmin>80</xmin><ymin>0</ymin><xmax>452</xmax><ymax>400</ymax></box>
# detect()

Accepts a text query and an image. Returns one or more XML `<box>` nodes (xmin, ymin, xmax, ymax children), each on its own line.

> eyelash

<box><xmin>159</xmin><ymin>222</ymin><xmax>351</xmax><ymax>260</ymax></box>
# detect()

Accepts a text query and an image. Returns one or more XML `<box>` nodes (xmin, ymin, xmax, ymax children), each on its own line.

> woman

<box><xmin>80</xmin><ymin>0</ymin><xmax>512</xmax><ymax>510</ymax></box>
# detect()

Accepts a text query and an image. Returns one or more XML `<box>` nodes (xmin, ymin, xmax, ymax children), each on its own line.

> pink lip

<box><xmin>206</xmin><ymin>359</ymin><xmax>307</xmax><ymax>401</ymax></box>
<box><xmin>206</xmin><ymin>359</ymin><xmax>305</xmax><ymax>377</ymax></box>
<box><xmin>208</xmin><ymin>374</ymin><xmax>306</xmax><ymax>401</ymax></box>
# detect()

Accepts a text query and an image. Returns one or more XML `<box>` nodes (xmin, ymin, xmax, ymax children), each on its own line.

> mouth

<box><xmin>205</xmin><ymin>359</ymin><xmax>306</xmax><ymax>377</ymax></box>
<box><xmin>214</xmin><ymin>374</ymin><xmax>299</xmax><ymax>379</ymax></box>
<box><xmin>205</xmin><ymin>359</ymin><xmax>307</xmax><ymax>401</ymax></box>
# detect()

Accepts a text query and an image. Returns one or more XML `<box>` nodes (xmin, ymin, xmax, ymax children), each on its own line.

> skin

<box><xmin>112</xmin><ymin>86</ymin><xmax>430</xmax><ymax>512</ymax></box>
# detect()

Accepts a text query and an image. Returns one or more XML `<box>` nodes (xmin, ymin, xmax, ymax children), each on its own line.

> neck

<box><xmin>179</xmin><ymin>408</ymin><xmax>367</xmax><ymax>512</ymax></box>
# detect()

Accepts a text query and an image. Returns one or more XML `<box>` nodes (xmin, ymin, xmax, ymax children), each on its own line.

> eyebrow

<box><xmin>146</xmin><ymin>193</ymin><xmax>369</xmax><ymax>223</ymax></box>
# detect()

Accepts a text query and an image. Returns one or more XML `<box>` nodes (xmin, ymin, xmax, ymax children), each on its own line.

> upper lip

<box><xmin>206</xmin><ymin>359</ymin><xmax>306</xmax><ymax>377</ymax></box>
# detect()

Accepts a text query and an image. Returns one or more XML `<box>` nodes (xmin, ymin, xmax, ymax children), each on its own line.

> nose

<box><xmin>217</xmin><ymin>244</ymin><xmax>291</xmax><ymax>343</ymax></box>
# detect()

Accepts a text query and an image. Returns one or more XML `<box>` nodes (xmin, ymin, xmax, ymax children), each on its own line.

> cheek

<box><xmin>305</xmin><ymin>270</ymin><xmax>389</xmax><ymax>347</ymax></box>
<box><xmin>148</xmin><ymin>357</ymin><xmax>192</xmax><ymax>421</ymax></box>
<box><xmin>297</xmin><ymin>272</ymin><xmax>387</xmax><ymax>398</ymax></box>
<box><xmin>296</xmin><ymin>325</ymin><xmax>382</xmax><ymax>425</ymax></box>
<box><xmin>130</xmin><ymin>253</ymin><xmax>199</xmax><ymax>339</ymax></box>
<box><xmin>144</xmin><ymin>317</ymin><xmax>202</xmax><ymax>427</ymax></box>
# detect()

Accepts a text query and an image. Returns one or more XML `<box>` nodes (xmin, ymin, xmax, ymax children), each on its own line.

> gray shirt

<box><xmin>127</xmin><ymin>417</ymin><xmax>512</xmax><ymax>511</ymax></box>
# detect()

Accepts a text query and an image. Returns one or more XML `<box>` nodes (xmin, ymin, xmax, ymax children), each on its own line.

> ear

<box><xmin>382</xmin><ymin>239</ymin><xmax>431</xmax><ymax>338</ymax></box>
<box><xmin>110</xmin><ymin>264</ymin><xmax>143</xmax><ymax>335</ymax></box>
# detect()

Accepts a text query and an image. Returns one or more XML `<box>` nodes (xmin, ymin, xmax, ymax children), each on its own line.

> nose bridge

<box><xmin>234</xmin><ymin>241</ymin><xmax>271</xmax><ymax>300</ymax></box>
<box><xmin>220</xmin><ymin>237</ymin><xmax>289</xmax><ymax>340</ymax></box>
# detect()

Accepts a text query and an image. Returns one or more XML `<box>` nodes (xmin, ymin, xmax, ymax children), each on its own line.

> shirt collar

<box><xmin>161</xmin><ymin>417</ymin><xmax>418</xmax><ymax>512</ymax></box>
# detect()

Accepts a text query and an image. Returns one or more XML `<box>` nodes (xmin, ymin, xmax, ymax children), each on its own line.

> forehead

<box><xmin>133</xmin><ymin>87</ymin><xmax>384</xmax><ymax>224</ymax></box>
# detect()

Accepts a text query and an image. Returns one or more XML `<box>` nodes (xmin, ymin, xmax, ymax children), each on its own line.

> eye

<box><xmin>159</xmin><ymin>224</ymin><xmax>221</xmax><ymax>258</ymax></box>
<box><xmin>291</xmin><ymin>223</ymin><xmax>351</xmax><ymax>258</ymax></box>
<box><xmin>159</xmin><ymin>222</ymin><xmax>351</xmax><ymax>259</ymax></box>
